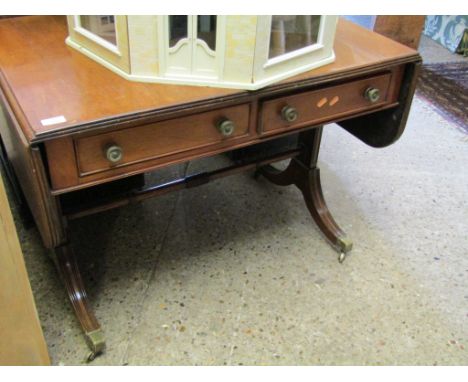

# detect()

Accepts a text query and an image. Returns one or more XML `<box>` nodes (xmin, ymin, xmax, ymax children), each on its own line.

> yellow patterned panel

<box><xmin>127</xmin><ymin>16</ymin><xmax>160</xmax><ymax>76</ymax></box>
<box><xmin>223</xmin><ymin>16</ymin><xmax>258</xmax><ymax>83</ymax></box>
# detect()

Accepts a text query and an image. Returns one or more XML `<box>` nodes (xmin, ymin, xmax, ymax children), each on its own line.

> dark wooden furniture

<box><xmin>0</xmin><ymin>16</ymin><xmax>421</xmax><ymax>360</ymax></box>
<box><xmin>373</xmin><ymin>16</ymin><xmax>426</xmax><ymax>50</ymax></box>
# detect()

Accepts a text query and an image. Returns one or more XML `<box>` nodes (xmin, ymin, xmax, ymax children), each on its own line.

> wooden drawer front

<box><xmin>261</xmin><ymin>73</ymin><xmax>393</xmax><ymax>134</ymax></box>
<box><xmin>75</xmin><ymin>104</ymin><xmax>251</xmax><ymax>176</ymax></box>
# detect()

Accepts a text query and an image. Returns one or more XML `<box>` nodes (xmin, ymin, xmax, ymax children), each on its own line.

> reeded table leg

<box><xmin>296</xmin><ymin>165</ymin><xmax>353</xmax><ymax>261</ymax></box>
<box><xmin>257</xmin><ymin>127</ymin><xmax>353</xmax><ymax>262</ymax></box>
<box><xmin>52</xmin><ymin>244</ymin><xmax>106</xmax><ymax>361</ymax></box>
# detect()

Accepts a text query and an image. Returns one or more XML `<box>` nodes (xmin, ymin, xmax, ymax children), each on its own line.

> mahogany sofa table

<box><xmin>0</xmin><ymin>16</ymin><xmax>421</xmax><ymax>360</ymax></box>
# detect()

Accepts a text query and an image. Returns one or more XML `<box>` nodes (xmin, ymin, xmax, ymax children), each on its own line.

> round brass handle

<box><xmin>216</xmin><ymin>118</ymin><xmax>235</xmax><ymax>137</ymax></box>
<box><xmin>105</xmin><ymin>145</ymin><xmax>123</xmax><ymax>163</ymax></box>
<box><xmin>364</xmin><ymin>87</ymin><xmax>380</xmax><ymax>103</ymax></box>
<box><xmin>281</xmin><ymin>105</ymin><xmax>298</xmax><ymax>123</ymax></box>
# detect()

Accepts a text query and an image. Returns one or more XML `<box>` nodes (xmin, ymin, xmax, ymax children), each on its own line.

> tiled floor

<box><xmin>2</xmin><ymin>26</ymin><xmax>467</xmax><ymax>366</ymax></box>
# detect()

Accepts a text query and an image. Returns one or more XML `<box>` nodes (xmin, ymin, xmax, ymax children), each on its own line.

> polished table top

<box><xmin>0</xmin><ymin>16</ymin><xmax>418</xmax><ymax>143</ymax></box>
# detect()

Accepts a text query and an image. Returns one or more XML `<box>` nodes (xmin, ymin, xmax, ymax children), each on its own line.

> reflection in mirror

<box><xmin>80</xmin><ymin>15</ymin><xmax>117</xmax><ymax>45</ymax></box>
<box><xmin>197</xmin><ymin>15</ymin><xmax>217</xmax><ymax>51</ymax></box>
<box><xmin>169</xmin><ymin>16</ymin><xmax>188</xmax><ymax>48</ymax></box>
<box><xmin>269</xmin><ymin>15</ymin><xmax>321</xmax><ymax>59</ymax></box>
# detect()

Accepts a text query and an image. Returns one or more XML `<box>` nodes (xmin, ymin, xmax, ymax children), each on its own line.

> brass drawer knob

<box><xmin>364</xmin><ymin>87</ymin><xmax>380</xmax><ymax>103</ymax></box>
<box><xmin>216</xmin><ymin>118</ymin><xmax>235</xmax><ymax>137</ymax></box>
<box><xmin>105</xmin><ymin>145</ymin><xmax>123</xmax><ymax>163</ymax></box>
<box><xmin>281</xmin><ymin>105</ymin><xmax>298</xmax><ymax>123</ymax></box>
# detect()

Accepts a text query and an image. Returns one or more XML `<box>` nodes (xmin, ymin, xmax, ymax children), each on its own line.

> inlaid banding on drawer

<box><xmin>75</xmin><ymin>104</ymin><xmax>251</xmax><ymax>176</ymax></box>
<box><xmin>260</xmin><ymin>72</ymin><xmax>394</xmax><ymax>134</ymax></box>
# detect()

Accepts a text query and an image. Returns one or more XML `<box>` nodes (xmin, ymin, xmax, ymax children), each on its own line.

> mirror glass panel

<box><xmin>169</xmin><ymin>15</ymin><xmax>188</xmax><ymax>48</ymax></box>
<box><xmin>269</xmin><ymin>15</ymin><xmax>321</xmax><ymax>59</ymax></box>
<box><xmin>80</xmin><ymin>15</ymin><xmax>117</xmax><ymax>45</ymax></box>
<box><xmin>197</xmin><ymin>15</ymin><xmax>217</xmax><ymax>51</ymax></box>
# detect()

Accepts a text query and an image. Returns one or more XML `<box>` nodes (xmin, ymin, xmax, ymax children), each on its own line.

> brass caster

<box><xmin>86</xmin><ymin>351</ymin><xmax>98</xmax><ymax>363</ymax></box>
<box><xmin>84</xmin><ymin>328</ymin><xmax>106</xmax><ymax>363</ymax></box>
<box><xmin>337</xmin><ymin>236</ymin><xmax>353</xmax><ymax>253</ymax></box>
<box><xmin>338</xmin><ymin>252</ymin><xmax>347</xmax><ymax>263</ymax></box>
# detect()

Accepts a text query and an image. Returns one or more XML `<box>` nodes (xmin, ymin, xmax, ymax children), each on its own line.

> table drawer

<box><xmin>260</xmin><ymin>72</ymin><xmax>394</xmax><ymax>134</ymax></box>
<box><xmin>75</xmin><ymin>104</ymin><xmax>251</xmax><ymax>176</ymax></box>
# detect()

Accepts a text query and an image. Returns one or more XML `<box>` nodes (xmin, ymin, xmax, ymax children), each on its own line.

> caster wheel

<box><xmin>86</xmin><ymin>351</ymin><xmax>97</xmax><ymax>363</ymax></box>
<box><xmin>338</xmin><ymin>252</ymin><xmax>347</xmax><ymax>263</ymax></box>
<box><xmin>85</xmin><ymin>349</ymin><xmax>104</xmax><ymax>363</ymax></box>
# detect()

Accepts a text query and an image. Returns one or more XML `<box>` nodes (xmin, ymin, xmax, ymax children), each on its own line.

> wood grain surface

<box><xmin>0</xmin><ymin>174</ymin><xmax>50</xmax><ymax>365</ymax></box>
<box><xmin>0</xmin><ymin>16</ymin><xmax>419</xmax><ymax>143</ymax></box>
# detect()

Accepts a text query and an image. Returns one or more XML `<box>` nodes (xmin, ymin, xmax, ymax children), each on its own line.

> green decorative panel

<box><xmin>423</xmin><ymin>15</ymin><xmax>468</xmax><ymax>55</ymax></box>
